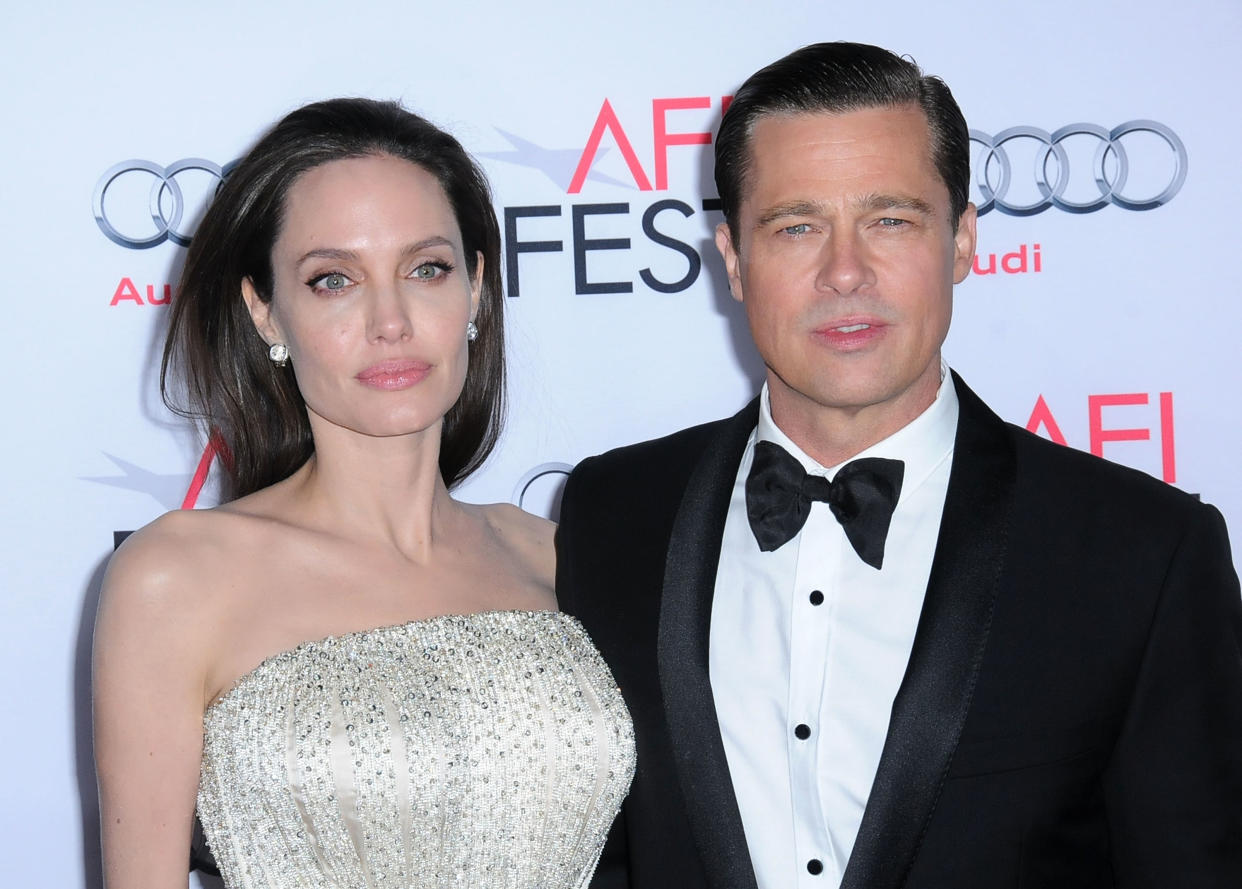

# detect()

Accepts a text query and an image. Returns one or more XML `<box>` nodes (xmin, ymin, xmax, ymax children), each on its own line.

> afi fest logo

<box><xmin>487</xmin><ymin>96</ymin><xmax>734</xmax><ymax>298</ymax></box>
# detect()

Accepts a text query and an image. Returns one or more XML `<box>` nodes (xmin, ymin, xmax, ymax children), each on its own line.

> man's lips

<box><xmin>812</xmin><ymin>318</ymin><xmax>888</xmax><ymax>347</ymax></box>
<box><xmin>355</xmin><ymin>359</ymin><xmax>432</xmax><ymax>389</ymax></box>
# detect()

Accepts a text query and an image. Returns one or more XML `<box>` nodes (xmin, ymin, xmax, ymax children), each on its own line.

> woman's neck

<box><xmin>279</xmin><ymin>417</ymin><xmax>464</xmax><ymax>563</ymax></box>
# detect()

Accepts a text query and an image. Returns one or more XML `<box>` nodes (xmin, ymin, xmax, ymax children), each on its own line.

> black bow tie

<box><xmin>745</xmin><ymin>440</ymin><xmax>905</xmax><ymax>569</ymax></box>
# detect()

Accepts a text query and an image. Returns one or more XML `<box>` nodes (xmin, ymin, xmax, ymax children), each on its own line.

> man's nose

<box><xmin>815</xmin><ymin>231</ymin><xmax>874</xmax><ymax>295</ymax></box>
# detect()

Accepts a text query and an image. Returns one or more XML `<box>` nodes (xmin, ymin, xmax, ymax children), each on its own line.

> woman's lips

<box><xmin>355</xmin><ymin>359</ymin><xmax>432</xmax><ymax>390</ymax></box>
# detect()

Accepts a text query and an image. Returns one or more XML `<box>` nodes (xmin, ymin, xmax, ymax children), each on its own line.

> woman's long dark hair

<box><xmin>162</xmin><ymin>98</ymin><xmax>505</xmax><ymax>501</ymax></box>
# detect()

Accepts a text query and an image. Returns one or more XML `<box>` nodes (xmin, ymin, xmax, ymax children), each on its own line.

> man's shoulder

<box><xmin>583</xmin><ymin>415</ymin><xmax>732</xmax><ymax>470</ymax></box>
<box><xmin>1002</xmin><ymin>418</ymin><xmax>1204</xmax><ymax>518</ymax></box>
<box><xmin>568</xmin><ymin>406</ymin><xmax>752</xmax><ymax>498</ymax></box>
<box><xmin>952</xmin><ymin>372</ymin><xmax>1203</xmax><ymax>519</ymax></box>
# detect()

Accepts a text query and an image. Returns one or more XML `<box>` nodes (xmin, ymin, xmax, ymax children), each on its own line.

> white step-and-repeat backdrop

<box><xmin>2</xmin><ymin>1</ymin><xmax>1238</xmax><ymax>885</ymax></box>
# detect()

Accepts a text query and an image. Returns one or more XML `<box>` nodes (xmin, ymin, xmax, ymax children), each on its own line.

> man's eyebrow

<box><xmin>753</xmin><ymin>195</ymin><xmax>937</xmax><ymax>229</ymax></box>
<box><xmin>754</xmin><ymin>201</ymin><xmax>824</xmax><ymax>228</ymax></box>
<box><xmin>295</xmin><ymin>237</ymin><xmax>456</xmax><ymax>266</ymax></box>
<box><xmin>856</xmin><ymin>193</ymin><xmax>936</xmax><ymax>216</ymax></box>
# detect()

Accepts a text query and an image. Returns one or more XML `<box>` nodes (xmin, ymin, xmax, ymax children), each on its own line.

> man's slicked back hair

<box><xmin>714</xmin><ymin>41</ymin><xmax>970</xmax><ymax>235</ymax></box>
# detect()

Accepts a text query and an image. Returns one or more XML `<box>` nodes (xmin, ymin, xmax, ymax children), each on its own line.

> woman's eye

<box><xmin>308</xmin><ymin>272</ymin><xmax>352</xmax><ymax>292</ymax></box>
<box><xmin>412</xmin><ymin>261</ymin><xmax>453</xmax><ymax>280</ymax></box>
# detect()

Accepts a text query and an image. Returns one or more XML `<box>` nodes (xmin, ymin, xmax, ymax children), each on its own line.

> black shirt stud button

<box><xmin>809</xmin><ymin>590</ymin><xmax>824</xmax><ymax>606</ymax></box>
<box><xmin>807</xmin><ymin>858</ymin><xmax>824</xmax><ymax>875</ymax></box>
<box><xmin>794</xmin><ymin>723</ymin><xmax>811</xmax><ymax>740</ymax></box>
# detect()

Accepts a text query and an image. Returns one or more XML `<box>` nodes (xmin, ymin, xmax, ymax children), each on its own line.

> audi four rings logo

<box><xmin>970</xmin><ymin>121</ymin><xmax>1187</xmax><ymax>216</ymax></box>
<box><xmin>92</xmin><ymin>158</ymin><xmax>236</xmax><ymax>249</ymax></box>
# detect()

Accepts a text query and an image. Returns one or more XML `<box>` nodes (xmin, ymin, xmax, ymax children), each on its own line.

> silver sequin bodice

<box><xmin>198</xmin><ymin>610</ymin><xmax>635</xmax><ymax>889</ymax></box>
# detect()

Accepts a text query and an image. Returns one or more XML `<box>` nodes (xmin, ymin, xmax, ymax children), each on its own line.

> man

<box><xmin>556</xmin><ymin>42</ymin><xmax>1242</xmax><ymax>889</ymax></box>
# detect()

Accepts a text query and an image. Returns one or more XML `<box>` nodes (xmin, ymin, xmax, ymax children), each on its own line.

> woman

<box><xmin>92</xmin><ymin>98</ymin><xmax>634</xmax><ymax>889</ymax></box>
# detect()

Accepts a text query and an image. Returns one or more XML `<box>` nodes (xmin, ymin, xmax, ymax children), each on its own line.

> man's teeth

<box><xmin>835</xmin><ymin>323</ymin><xmax>870</xmax><ymax>333</ymax></box>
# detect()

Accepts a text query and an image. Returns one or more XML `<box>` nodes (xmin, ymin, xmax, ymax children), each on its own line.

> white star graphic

<box><xmin>82</xmin><ymin>454</ymin><xmax>193</xmax><ymax>510</ymax></box>
<box><xmin>478</xmin><ymin>128</ymin><xmax>636</xmax><ymax>191</ymax></box>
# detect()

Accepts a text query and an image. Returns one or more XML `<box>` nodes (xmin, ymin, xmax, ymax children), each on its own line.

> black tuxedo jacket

<box><xmin>556</xmin><ymin>373</ymin><xmax>1242</xmax><ymax>889</ymax></box>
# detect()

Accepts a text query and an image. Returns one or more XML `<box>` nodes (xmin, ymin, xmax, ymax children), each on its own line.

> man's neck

<box><xmin>766</xmin><ymin>371</ymin><xmax>942</xmax><ymax>468</ymax></box>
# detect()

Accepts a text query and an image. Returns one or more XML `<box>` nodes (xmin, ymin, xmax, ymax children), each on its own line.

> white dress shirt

<box><xmin>709</xmin><ymin>368</ymin><xmax>959</xmax><ymax>888</ymax></box>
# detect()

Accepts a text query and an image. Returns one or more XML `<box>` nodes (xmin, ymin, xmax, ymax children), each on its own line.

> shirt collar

<box><xmin>756</xmin><ymin>362</ymin><xmax>959</xmax><ymax>502</ymax></box>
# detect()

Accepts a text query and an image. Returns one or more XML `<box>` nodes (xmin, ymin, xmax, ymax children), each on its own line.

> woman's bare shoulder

<box><xmin>481</xmin><ymin>502</ymin><xmax>555</xmax><ymax>553</ymax></box>
<box><xmin>477</xmin><ymin>502</ymin><xmax>557</xmax><ymax>591</ymax></box>
<box><xmin>100</xmin><ymin>507</ymin><xmax>266</xmax><ymax>632</ymax></box>
<box><xmin>109</xmin><ymin>507</ymin><xmax>248</xmax><ymax>577</ymax></box>
<box><xmin>482</xmin><ymin>500</ymin><xmax>555</xmax><ymax>535</ymax></box>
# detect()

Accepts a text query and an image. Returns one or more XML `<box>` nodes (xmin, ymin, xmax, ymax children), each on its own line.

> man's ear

<box><xmin>952</xmin><ymin>203</ymin><xmax>978</xmax><ymax>284</ymax></box>
<box><xmin>241</xmin><ymin>277</ymin><xmax>282</xmax><ymax>345</ymax></box>
<box><xmin>714</xmin><ymin>222</ymin><xmax>744</xmax><ymax>303</ymax></box>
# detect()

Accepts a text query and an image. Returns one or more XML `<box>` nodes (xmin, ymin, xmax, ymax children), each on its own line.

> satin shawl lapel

<box><xmin>657</xmin><ymin>398</ymin><xmax>761</xmax><ymax>889</ymax></box>
<box><xmin>841</xmin><ymin>373</ymin><xmax>1016</xmax><ymax>889</ymax></box>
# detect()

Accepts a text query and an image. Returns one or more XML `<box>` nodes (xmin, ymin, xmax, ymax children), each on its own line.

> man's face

<box><xmin>715</xmin><ymin>105</ymin><xmax>976</xmax><ymax>441</ymax></box>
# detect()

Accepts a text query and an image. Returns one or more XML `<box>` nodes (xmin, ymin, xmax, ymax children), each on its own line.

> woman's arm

<box><xmin>92</xmin><ymin>515</ymin><xmax>216</xmax><ymax>889</ymax></box>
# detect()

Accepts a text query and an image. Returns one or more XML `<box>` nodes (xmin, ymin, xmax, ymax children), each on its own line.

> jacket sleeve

<box><xmin>555</xmin><ymin>458</ymin><xmax>593</xmax><ymax>617</ymax></box>
<box><xmin>555</xmin><ymin>458</ymin><xmax>634</xmax><ymax>889</ymax></box>
<box><xmin>1103</xmin><ymin>503</ymin><xmax>1242</xmax><ymax>886</ymax></box>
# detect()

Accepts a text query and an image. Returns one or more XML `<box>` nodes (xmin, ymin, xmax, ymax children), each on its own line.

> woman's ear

<box><xmin>469</xmin><ymin>251</ymin><xmax>484</xmax><ymax>322</ymax></box>
<box><xmin>241</xmin><ymin>278</ymin><xmax>282</xmax><ymax>345</ymax></box>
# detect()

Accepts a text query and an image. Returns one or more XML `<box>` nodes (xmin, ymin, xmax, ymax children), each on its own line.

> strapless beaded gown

<box><xmin>197</xmin><ymin>610</ymin><xmax>635</xmax><ymax>889</ymax></box>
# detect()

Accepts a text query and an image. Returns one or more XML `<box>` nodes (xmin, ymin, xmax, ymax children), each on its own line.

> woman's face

<box><xmin>245</xmin><ymin>153</ymin><xmax>481</xmax><ymax>443</ymax></box>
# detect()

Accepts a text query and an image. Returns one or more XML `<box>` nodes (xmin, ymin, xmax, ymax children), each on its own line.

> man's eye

<box><xmin>781</xmin><ymin>223</ymin><xmax>812</xmax><ymax>236</ymax></box>
<box><xmin>878</xmin><ymin>217</ymin><xmax>908</xmax><ymax>227</ymax></box>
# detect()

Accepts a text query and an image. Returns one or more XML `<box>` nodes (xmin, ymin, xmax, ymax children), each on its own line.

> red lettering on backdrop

<box><xmin>110</xmin><ymin>279</ymin><xmax>172</xmax><ymax>306</ymax></box>
<box><xmin>1031</xmin><ymin>392</ymin><xmax>1176</xmax><ymax>482</ymax></box>
<box><xmin>568</xmin><ymin>99</ymin><xmax>653</xmax><ymax>194</ymax></box>
<box><xmin>1025</xmin><ymin>394</ymin><xmax>1068</xmax><ymax>445</ymax></box>
<box><xmin>1089</xmin><ymin>393</ymin><xmax>1151</xmax><ymax>456</ymax></box>
<box><xmin>181</xmin><ymin>430</ymin><xmax>230</xmax><ymax>509</ymax></box>
<box><xmin>1159</xmin><ymin>392</ymin><xmax>1176</xmax><ymax>483</ymax></box>
<box><xmin>1001</xmin><ymin>244</ymin><xmax>1029</xmax><ymax>273</ymax></box>
<box><xmin>652</xmin><ymin>97</ymin><xmax>712</xmax><ymax>191</ymax></box>
<box><xmin>973</xmin><ymin>253</ymin><xmax>997</xmax><ymax>275</ymax></box>
<box><xmin>110</xmin><ymin>277</ymin><xmax>144</xmax><ymax>306</ymax></box>
<box><xmin>972</xmin><ymin>244</ymin><xmax>1041</xmax><ymax>276</ymax></box>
